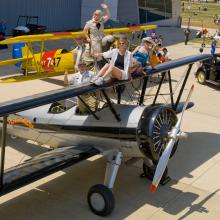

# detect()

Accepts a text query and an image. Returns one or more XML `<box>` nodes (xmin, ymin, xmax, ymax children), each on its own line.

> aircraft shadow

<box><xmin>5</xmin><ymin>134</ymin><xmax>48</xmax><ymax>157</ymax></box>
<box><xmin>41</xmin><ymin>77</ymin><xmax>64</xmax><ymax>86</ymax></box>
<box><xmin>0</xmin><ymin>131</ymin><xmax>220</xmax><ymax>219</ymax></box>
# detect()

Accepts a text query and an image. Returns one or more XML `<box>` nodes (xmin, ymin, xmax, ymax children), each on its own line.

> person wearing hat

<box><xmin>132</xmin><ymin>37</ymin><xmax>155</xmax><ymax>67</ymax></box>
<box><xmin>64</xmin><ymin>60</ymin><xmax>97</xmax><ymax>114</ymax></box>
<box><xmin>83</xmin><ymin>3</ymin><xmax>110</xmax><ymax>68</ymax></box>
<box><xmin>64</xmin><ymin>60</ymin><xmax>95</xmax><ymax>86</ymax></box>
<box><xmin>74</xmin><ymin>35</ymin><xmax>94</xmax><ymax>71</ymax></box>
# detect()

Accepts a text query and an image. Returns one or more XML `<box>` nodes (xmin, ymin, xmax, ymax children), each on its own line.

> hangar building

<box><xmin>0</xmin><ymin>0</ymin><xmax>181</xmax><ymax>35</ymax></box>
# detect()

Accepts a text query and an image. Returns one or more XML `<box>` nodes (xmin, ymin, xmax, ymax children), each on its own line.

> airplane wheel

<box><xmin>197</xmin><ymin>71</ymin><xmax>206</xmax><ymax>85</ymax></box>
<box><xmin>87</xmin><ymin>184</ymin><xmax>115</xmax><ymax>216</ymax></box>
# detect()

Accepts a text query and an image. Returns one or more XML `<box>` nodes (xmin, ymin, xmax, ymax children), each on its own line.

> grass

<box><xmin>181</xmin><ymin>1</ymin><xmax>220</xmax><ymax>29</ymax></box>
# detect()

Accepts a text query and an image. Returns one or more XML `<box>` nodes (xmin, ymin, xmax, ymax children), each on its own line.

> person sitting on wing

<box><xmin>91</xmin><ymin>37</ymin><xmax>133</xmax><ymax>86</ymax></box>
<box><xmin>83</xmin><ymin>3</ymin><xmax>110</xmax><ymax>69</ymax></box>
<box><xmin>73</xmin><ymin>35</ymin><xmax>94</xmax><ymax>72</ymax></box>
<box><xmin>64</xmin><ymin>60</ymin><xmax>97</xmax><ymax>114</ymax></box>
<box><xmin>132</xmin><ymin>37</ymin><xmax>155</xmax><ymax>68</ymax></box>
<box><xmin>64</xmin><ymin>59</ymin><xmax>95</xmax><ymax>86</ymax></box>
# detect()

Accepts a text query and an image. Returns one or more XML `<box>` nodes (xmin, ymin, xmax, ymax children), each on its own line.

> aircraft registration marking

<box><xmin>41</xmin><ymin>50</ymin><xmax>57</xmax><ymax>72</ymax></box>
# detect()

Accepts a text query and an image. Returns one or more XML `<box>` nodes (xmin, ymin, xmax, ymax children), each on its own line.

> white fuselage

<box><xmin>7</xmin><ymin>103</ymin><xmax>147</xmax><ymax>158</ymax></box>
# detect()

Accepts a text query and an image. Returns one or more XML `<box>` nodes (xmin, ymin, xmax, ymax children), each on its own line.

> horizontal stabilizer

<box><xmin>1</xmin><ymin>146</ymin><xmax>100</xmax><ymax>195</ymax></box>
<box><xmin>0</xmin><ymin>57</ymin><xmax>32</xmax><ymax>66</ymax></box>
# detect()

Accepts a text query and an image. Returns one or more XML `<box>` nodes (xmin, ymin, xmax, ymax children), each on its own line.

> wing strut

<box><xmin>151</xmin><ymin>63</ymin><xmax>194</xmax><ymax>111</ymax></box>
<box><xmin>174</xmin><ymin>64</ymin><xmax>193</xmax><ymax>111</ymax></box>
<box><xmin>139</xmin><ymin>76</ymin><xmax>149</xmax><ymax>105</ymax></box>
<box><xmin>152</xmin><ymin>72</ymin><xmax>166</xmax><ymax>105</ymax></box>
<box><xmin>0</xmin><ymin>116</ymin><xmax>7</xmax><ymax>190</ymax></box>
<box><xmin>168</xmin><ymin>71</ymin><xmax>174</xmax><ymax>109</ymax></box>
<box><xmin>77</xmin><ymin>96</ymin><xmax>99</xmax><ymax>120</ymax></box>
<box><xmin>101</xmin><ymin>90</ymin><xmax>121</xmax><ymax>122</ymax></box>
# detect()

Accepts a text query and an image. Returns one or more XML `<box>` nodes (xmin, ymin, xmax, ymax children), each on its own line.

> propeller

<box><xmin>150</xmin><ymin>84</ymin><xmax>194</xmax><ymax>193</ymax></box>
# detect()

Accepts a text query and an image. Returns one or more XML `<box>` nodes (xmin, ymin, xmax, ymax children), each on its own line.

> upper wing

<box><xmin>0</xmin><ymin>53</ymin><xmax>214</xmax><ymax>117</ymax></box>
<box><xmin>0</xmin><ymin>25</ymin><xmax>157</xmax><ymax>45</ymax></box>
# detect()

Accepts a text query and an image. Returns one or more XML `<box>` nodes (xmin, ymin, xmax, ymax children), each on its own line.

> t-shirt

<box><xmin>150</xmin><ymin>54</ymin><xmax>160</xmax><ymax>66</ymax></box>
<box><xmin>115</xmin><ymin>54</ymin><xmax>125</xmax><ymax>70</ymax></box>
<box><xmin>69</xmin><ymin>71</ymin><xmax>95</xmax><ymax>85</ymax></box>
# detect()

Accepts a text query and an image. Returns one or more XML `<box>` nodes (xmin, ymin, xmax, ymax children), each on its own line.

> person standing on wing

<box><xmin>83</xmin><ymin>3</ymin><xmax>110</xmax><ymax>69</ymax></box>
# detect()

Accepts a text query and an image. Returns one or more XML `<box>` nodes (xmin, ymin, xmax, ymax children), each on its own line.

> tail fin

<box><xmin>12</xmin><ymin>43</ymin><xmax>32</xmax><ymax>67</ymax></box>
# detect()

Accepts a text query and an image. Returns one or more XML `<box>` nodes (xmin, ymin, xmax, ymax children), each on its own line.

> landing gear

<box><xmin>140</xmin><ymin>159</ymin><xmax>171</xmax><ymax>185</ymax></box>
<box><xmin>87</xmin><ymin>184</ymin><xmax>115</xmax><ymax>216</ymax></box>
<box><xmin>87</xmin><ymin>151</ymin><xmax>122</xmax><ymax>216</ymax></box>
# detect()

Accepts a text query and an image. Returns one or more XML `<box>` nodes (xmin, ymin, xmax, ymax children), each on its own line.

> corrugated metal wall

<box><xmin>0</xmin><ymin>0</ymin><xmax>81</xmax><ymax>35</ymax></box>
<box><xmin>117</xmin><ymin>0</ymin><xmax>139</xmax><ymax>25</ymax></box>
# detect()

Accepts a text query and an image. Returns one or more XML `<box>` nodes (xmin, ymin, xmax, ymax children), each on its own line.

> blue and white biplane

<box><xmin>0</xmin><ymin>53</ymin><xmax>212</xmax><ymax>216</ymax></box>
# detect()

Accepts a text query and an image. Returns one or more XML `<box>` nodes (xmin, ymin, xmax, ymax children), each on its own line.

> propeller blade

<box><xmin>150</xmin><ymin>133</ymin><xmax>176</xmax><ymax>192</ymax></box>
<box><xmin>150</xmin><ymin>85</ymin><xmax>194</xmax><ymax>192</ymax></box>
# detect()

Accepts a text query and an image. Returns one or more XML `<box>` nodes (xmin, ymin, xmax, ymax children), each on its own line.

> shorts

<box><xmin>121</xmin><ymin>70</ymin><xmax>128</xmax><ymax>80</ymax></box>
<box><xmin>91</xmin><ymin>40</ymin><xmax>102</xmax><ymax>54</ymax></box>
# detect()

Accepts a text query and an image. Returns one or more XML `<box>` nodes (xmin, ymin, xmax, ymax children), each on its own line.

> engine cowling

<box><xmin>137</xmin><ymin>105</ymin><xmax>178</xmax><ymax>162</ymax></box>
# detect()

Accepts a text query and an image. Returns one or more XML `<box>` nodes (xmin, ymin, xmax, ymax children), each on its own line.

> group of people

<box><xmin>63</xmin><ymin>3</ymin><xmax>171</xmax><ymax>113</ymax></box>
<box><xmin>65</xmin><ymin>4</ymin><xmax>170</xmax><ymax>87</ymax></box>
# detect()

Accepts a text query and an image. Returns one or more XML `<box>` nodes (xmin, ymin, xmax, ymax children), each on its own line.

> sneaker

<box><xmin>90</xmin><ymin>75</ymin><xmax>99</xmax><ymax>83</ymax></box>
<box><xmin>93</xmin><ymin>77</ymin><xmax>104</xmax><ymax>86</ymax></box>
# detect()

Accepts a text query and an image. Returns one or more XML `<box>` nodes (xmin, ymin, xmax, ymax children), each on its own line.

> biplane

<box><xmin>0</xmin><ymin>25</ymin><xmax>157</xmax><ymax>83</ymax></box>
<box><xmin>0</xmin><ymin>53</ymin><xmax>212</xmax><ymax>216</ymax></box>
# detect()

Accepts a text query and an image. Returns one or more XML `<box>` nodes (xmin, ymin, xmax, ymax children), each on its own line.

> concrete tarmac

<box><xmin>0</xmin><ymin>26</ymin><xmax>220</xmax><ymax>219</ymax></box>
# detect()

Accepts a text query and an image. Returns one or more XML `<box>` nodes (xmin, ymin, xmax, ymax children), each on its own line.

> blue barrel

<box><xmin>12</xmin><ymin>43</ymin><xmax>25</xmax><ymax>67</ymax></box>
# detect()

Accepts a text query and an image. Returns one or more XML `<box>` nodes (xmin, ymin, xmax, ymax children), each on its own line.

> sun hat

<box><xmin>142</xmin><ymin>37</ymin><xmax>156</xmax><ymax>45</ymax></box>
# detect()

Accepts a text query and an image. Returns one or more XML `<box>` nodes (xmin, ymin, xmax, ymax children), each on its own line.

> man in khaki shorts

<box><xmin>83</xmin><ymin>3</ymin><xmax>110</xmax><ymax>69</ymax></box>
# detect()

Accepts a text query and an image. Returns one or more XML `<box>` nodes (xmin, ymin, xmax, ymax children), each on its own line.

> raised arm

<box><xmin>64</xmin><ymin>70</ymin><xmax>69</xmax><ymax>86</ymax></box>
<box><xmin>101</xmin><ymin>3</ymin><xmax>110</xmax><ymax>23</ymax></box>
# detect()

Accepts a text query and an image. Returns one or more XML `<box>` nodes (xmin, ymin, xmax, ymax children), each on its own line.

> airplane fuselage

<box><xmin>7</xmin><ymin>103</ymin><xmax>148</xmax><ymax>158</ymax></box>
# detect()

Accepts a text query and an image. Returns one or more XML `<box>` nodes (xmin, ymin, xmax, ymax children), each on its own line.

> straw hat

<box><xmin>142</xmin><ymin>37</ymin><xmax>156</xmax><ymax>45</ymax></box>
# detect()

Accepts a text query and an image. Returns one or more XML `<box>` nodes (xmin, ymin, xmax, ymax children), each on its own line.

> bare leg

<box><xmin>98</xmin><ymin>63</ymin><xmax>110</xmax><ymax>77</ymax></box>
<box><xmin>93</xmin><ymin>65</ymin><xmax>124</xmax><ymax>85</ymax></box>
<box><xmin>102</xmin><ymin>65</ymin><xmax>123</xmax><ymax>80</ymax></box>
